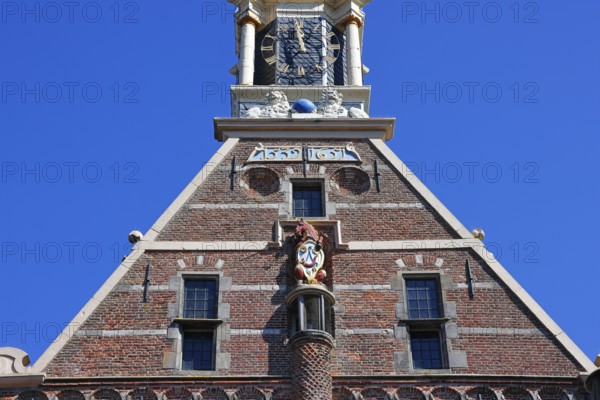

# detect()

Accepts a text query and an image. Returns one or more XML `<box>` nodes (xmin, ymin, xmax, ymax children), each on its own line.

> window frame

<box><xmin>182</xmin><ymin>277</ymin><xmax>219</xmax><ymax>319</ymax></box>
<box><xmin>291</xmin><ymin>180</ymin><xmax>325</xmax><ymax>218</ymax></box>
<box><xmin>407</xmin><ymin>326</ymin><xmax>446</xmax><ymax>370</ymax></box>
<box><xmin>287</xmin><ymin>293</ymin><xmax>335</xmax><ymax>337</ymax></box>
<box><xmin>177</xmin><ymin>274</ymin><xmax>222</xmax><ymax>372</ymax></box>
<box><xmin>181</xmin><ymin>330</ymin><xmax>216</xmax><ymax>371</ymax></box>
<box><xmin>401</xmin><ymin>274</ymin><xmax>449</xmax><ymax>371</ymax></box>
<box><xmin>404</xmin><ymin>277</ymin><xmax>443</xmax><ymax>320</ymax></box>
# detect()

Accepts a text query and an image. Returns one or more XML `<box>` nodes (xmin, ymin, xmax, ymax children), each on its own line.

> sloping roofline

<box><xmin>31</xmin><ymin>136</ymin><xmax>595</xmax><ymax>374</ymax></box>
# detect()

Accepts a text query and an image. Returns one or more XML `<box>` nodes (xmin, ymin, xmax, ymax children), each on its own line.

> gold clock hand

<box><xmin>294</xmin><ymin>21</ymin><xmax>307</xmax><ymax>53</ymax></box>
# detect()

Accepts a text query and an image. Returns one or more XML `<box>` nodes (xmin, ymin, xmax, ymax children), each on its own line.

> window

<box><xmin>180</xmin><ymin>277</ymin><xmax>220</xmax><ymax>371</ymax></box>
<box><xmin>182</xmin><ymin>331</ymin><xmax>214</xmax><ymax>370</ymax></box>
<box><xmin>184</xmin><ymin>279</ymin><xmax>217</xmax><ymax>319</ymax></box>
<box><xmin>292</xmin><ymin>183</ymin><xmax>324</xmax><ymax>218</ymax></box>
<box><xmin>404</xmin><ymin>277</ymin><xmax>447</xmax><ymax>370</ymax></box>
<box><xmin>409</xmin><ymin>331</ymin><xmax>444</xmax><ymax>369</ymax></box>
<box><xmin>288</xmin><ymin>293</ymin><xmax>334</xmax><ymax>337</ymax></box>
<box><xmin>406</xmin><ymin>278</ymin><xmax>441</xmax><ymax>319</ymax></box>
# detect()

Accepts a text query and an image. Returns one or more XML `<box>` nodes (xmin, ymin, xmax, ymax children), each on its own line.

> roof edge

<box><xmin>368</xmin><ymin>139</ymin><xmax>472</xmax><ymax>239</ymax></box>
<box><xmin>33</xmin><ymin>139</ymin><xmax>240</xmax><ymax>372</ymax></box>
<box><xmin>470</xmin><ymin>245</ymin><xmax>596</xmax><ymax>373</ymax></box>
<box><xmin>369</xmin><ymin>138</ymin><xmax>594</xmax><ymax>372</ymax></box>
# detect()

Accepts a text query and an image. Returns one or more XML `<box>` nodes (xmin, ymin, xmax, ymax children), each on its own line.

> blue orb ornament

<box><xmin>292</xmin><ymin>99</ymin><xmax>317</xmax><ymax>114</ymax></box>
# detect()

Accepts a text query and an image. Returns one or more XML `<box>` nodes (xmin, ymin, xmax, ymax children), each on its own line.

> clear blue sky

<box><xmin>1</xmin><ymin>0</ymin><xmax>599</xmax><ymax>364</ymax></box>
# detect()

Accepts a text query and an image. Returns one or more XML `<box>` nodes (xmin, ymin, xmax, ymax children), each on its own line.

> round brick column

<box><xmin>289</xmin><ymin>331</ymin><xmax>334</xmax><ymax>400</ymax></box>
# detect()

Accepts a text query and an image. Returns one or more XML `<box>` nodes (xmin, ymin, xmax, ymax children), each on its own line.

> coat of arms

<box><xmin>290</xmin><ymin>220</ymin><xmax>326</xmax><ymax>285</ymax></box>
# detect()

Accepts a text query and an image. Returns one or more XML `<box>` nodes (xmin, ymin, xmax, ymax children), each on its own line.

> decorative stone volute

<box><xmin>0</xmin><ymin>348</ymin><xmax>45</xmax><ymax>388</ymax></box>
<box><xmin>0</xmin><ymin>348</ymin><xmax>31</xmax><ymax>374</ymax></box>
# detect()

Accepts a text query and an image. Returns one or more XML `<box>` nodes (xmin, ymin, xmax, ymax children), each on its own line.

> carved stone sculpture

<box><xmin>0</xmin><ymin>347</ymin><xmax>31</xmax><ymax>374</ymax></box>
<box><xmin>241</xmin><ymin>89</ymin><xmax>370</xmax><ymax>119</ymax></box>
<box><xmin>243</xmin><ymin>91</ymin><xmax>291</xmax><ymax>118</ymax></box>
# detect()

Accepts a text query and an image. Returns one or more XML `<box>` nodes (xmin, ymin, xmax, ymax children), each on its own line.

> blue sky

<box><xmin>1</xmin><ymin>0</ymin><xmax>599</xmax><ymax>364</ymax></box>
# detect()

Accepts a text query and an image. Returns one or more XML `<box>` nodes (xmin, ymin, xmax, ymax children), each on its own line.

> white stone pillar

<box><xmin>346</xmin><ymin>20</ymin><xmax>363</xmax><ymax>86</ymax></box>
<box><xmin>238</xmin><ymin>20</ymin><xmax>256</xmax><ymax>85</ymax></box>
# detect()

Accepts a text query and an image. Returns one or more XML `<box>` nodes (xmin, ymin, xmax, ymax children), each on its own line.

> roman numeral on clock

<box><xmin>297</xmin><ymin>66</ymin><xmax>306</xmax><ymax>76</ymax></box>
<box><xmin>279</xmin><ymin>63</ymin><xmax>290</xmax><ymax>73</ymax></box>
<box><xmin>265</xmin><ymin>55</ymin><xmax>277</xmax><ymax>65</ymax></box>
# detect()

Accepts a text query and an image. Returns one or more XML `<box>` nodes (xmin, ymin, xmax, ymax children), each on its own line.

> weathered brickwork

<box><xmin>291</xmin><ymin>334</ymin><xmax>334</xmax><ymax>400</ymax></box>
<box><xmin>157</xmin><ymin>139</ymin><xmax>460</xmax><ymax>242</ymax></box>
<box><xmin>23</xmin><ymin>135</ymin><xmax>587</xmax><ymax>398</ymax></box>
<box><xmin>44</xmin><ymin>245</ymin><xmax>584</xmax><ymax>378</ymax></box>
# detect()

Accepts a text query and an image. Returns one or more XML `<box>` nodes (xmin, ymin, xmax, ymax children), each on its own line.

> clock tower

<box><xmin>227</xmin><ymin>0</ymin><xmax>372</xmax><ymax>118</ymax></box>
<box><xmin>0</xmin><ymin>2</ymin><xmax>596</xmax><ymax>400</ymax></box>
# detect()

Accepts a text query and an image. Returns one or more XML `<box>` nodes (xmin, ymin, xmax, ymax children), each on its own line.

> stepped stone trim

<box><xmin>230</xmin><ymin>329</ymin><xmax>285</xmax><ymax>336</ymax></box>
<box><xmin>136</xmin><ymin>239</ymin><xmax>482</xmax><ymax>252</ymax></box>
<box><xmin>335</xmin><ymin>203</ymin><xmax>423</xmax><ymax>209</ymax></box>
<box><xmin>333</xmin><ymin>284</ymin><xmax>393</xmax><ymax>291</ymax></box>
<box><xmin>75</xmin><ymin>330</ymin><xmax>167</xmax><ymax>337</ymax></box>
<box><xmin>347</xmin><ymin>240</ymin><xmax>478</xmax><ymax>251</ymax></box>
<box><xmin>114</xmin><ymin>285</ymin><xmax>170</xmax><ymax>292</ymax></box>
<box><xmin>229</xmin><ymin>284</ymin><xmax>287</xmax><ymax>292</ymax></box>
<box><xmin>457</xmin><ymin>327</ymin><xmax>544</xmax><ymax>336</ymax></box>
<box><xmin>188</xmin><ymin>203</ymin><xmax>279</xmax><ymax>209</ymax></box>
<box><xmin>394</xmin><ymin>256</ymin><xmax>445</xmax><ymax>269</ymax></box>
<box><xmin>338</xmin><ymin>329</ymin><xmax>394</xmax><ymax>336</ymax></box>
<box><xmin>113</xmin><ymin>284</ymin><xmax>289</xmax><ymax>293</ymax></box>
<box><xmin>454</xmin><ymin>282</ymin><xmax>500</xmax><ymax>289</ymax></box>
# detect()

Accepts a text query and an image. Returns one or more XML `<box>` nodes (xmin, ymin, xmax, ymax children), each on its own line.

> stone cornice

<box><xmin>0</xmin><ymin>374</ymin><xmax>45</xmax><ymax>388</ymax></box>
<box><xmin>214</xmin><ymin>117</ymin><xmax>395</xmax><ymax>142</ymax></box>
<box><xmin>36</xmin><ymin>373</ymin><xmax>582</xmax><ymax>385</ymax></box>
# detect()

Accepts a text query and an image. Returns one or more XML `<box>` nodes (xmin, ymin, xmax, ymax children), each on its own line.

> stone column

<box><xmin>290</xmin><ymin>331</ymin><xmax>334</xmax><ymax>400</ymax></box>
<box><xmin>238</xmin><ymin>18</ymin><xmax>257</xmax><ymax>85</ymax></box>
<box><xmin>345</xmin><ymin>19</ymin><xmax>363</xmax><ymax>86</ymax></box>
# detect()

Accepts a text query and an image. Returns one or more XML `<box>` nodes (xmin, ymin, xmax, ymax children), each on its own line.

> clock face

<box><xmin>260</xmin><ymin>18</ymin><xmax>342</xmax><ymax>85</ymax></box>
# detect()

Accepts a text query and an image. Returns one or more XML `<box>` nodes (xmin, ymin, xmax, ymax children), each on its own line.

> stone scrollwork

<box><xmin>247</xmin><ymin>143</ymin><xmax>361</xmax><ymax>163</ymax></box>
<box><xmin>247</xmin><ymin>143</ymin><xmax>303</xmax><ymax>162</ymax></box>
<box><xmin>308</xmin><ymin>143</ymin><xmax>362</xmax><ymax>162</ymax></box>
<box><xmin>0</xmin><ymin>347</ymin><xmax>31</xmax><ymax>374</ymax></box>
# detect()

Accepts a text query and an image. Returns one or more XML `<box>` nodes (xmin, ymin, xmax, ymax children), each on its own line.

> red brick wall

<box><xmin>41</xmin><ymin>138</ymin><xmax>585</xmax><ymax>382</ymax></box>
